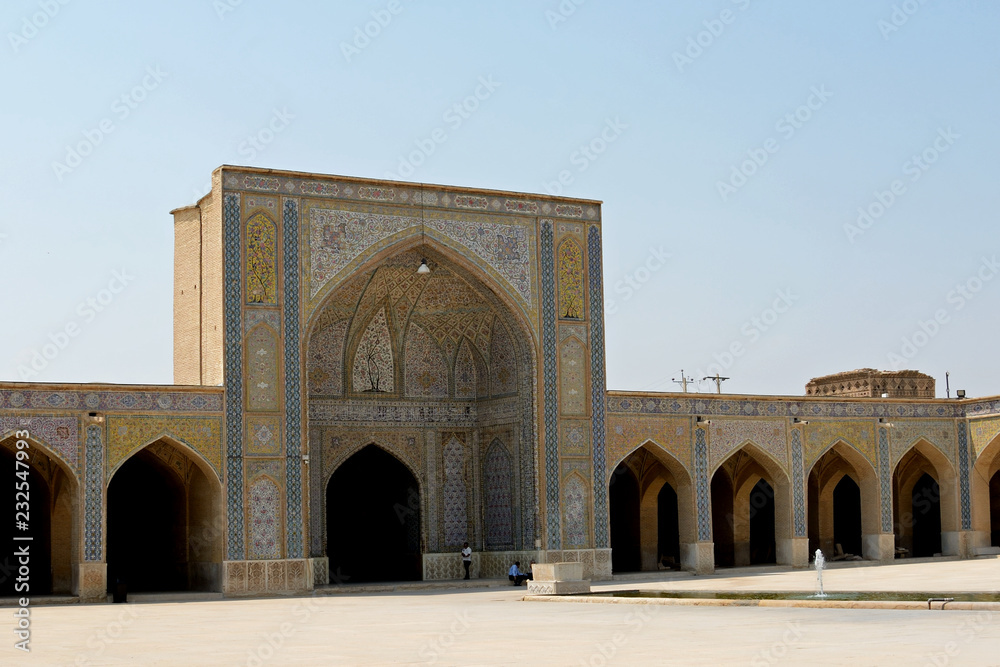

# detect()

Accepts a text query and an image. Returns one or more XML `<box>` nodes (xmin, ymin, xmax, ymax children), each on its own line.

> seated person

<box><xmin>508</xmin><ymin>561</ymin><xmax>529</xmax><ymax>586</ymax></box>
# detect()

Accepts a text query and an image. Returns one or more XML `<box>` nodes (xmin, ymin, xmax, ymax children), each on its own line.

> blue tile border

<box><xmin>587</xmin><ymin>226</ymin><xmax>609</xmax><ymax>549</ymax></box>
<box><xmin>878</xmin><ymin>427</ymin><xmax>892</xmax><ymax>533</ymax></box>
<box><xmin>223</xmin><ymin>192</ymin><xmax>245</xmax><ymax>560</ymax></box>
<box><xmin>957</xmin><ymin>421</ymin><xmax>971</xmax><ymax>531</ymax></box>
<box><xmin>283</xmin><ymin>199</ymin><xmax>304</xmax><ymax>558</ymax></box>
<box><xmin>695</xmin><ymin>427</ymin><xmax>711</xmax><ymax>541</ymax></box>
<box><xmin>540</xmin><ymin>221</ymin><xmax>560</xmax><ymax>549</ymax></box>
<box><xmin>84</xmin><ymin>424</ymin><xmax>103</xmax><ymax>561</ymax></box>
<box><xmin>791</xmin><ymin>428</ymin><xmax>806</xmax><ymax>537</ymax></box>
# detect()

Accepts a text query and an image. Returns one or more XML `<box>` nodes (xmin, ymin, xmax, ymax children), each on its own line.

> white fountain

<box><xmin>813</xmin><ymin>549</ymin><xmax>828</xmax><ymax>598</ymax></box>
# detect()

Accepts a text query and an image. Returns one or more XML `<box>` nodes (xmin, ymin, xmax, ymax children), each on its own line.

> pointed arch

<box><xmin>807</xmin><ymin>441</ymin><xmax>880</xmax><ymax>559</ymax></box>
<box><xmin>971</xmin><ymin>430</ymin><xmax>1000</xmax><ymax>544</ymax></box>
<box><xmin>893</xmin><ymin>438</ymin><xmax>959</xmax><ymax>553</ymax></box>
<box><xmin>108</xmin><ymin>433</ymin><xmax>222</xmax><ymax>486</ymax></box>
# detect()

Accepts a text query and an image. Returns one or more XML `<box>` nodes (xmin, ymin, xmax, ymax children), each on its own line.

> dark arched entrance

<box><xmin>326</xmin><ymin>446</ymin><xmax>421</xmax><ymax>583</ymax></box>
<box><xmin>107</xmin><ymin>442</ymin><xmax>221</xmax><ymax>594</ymax></box>
<box><xmin>711</xmin><ymin>471</ymin><xmax>735</xmax><ymax>567</ymax></box>
<box><xmin>108</xmin><ymin>450</ymin><xmax>186</xmax><ymax>592</ymax></box>
<box><xmin>748</xmin><ymin>479</ymin><xmax>776</xmax><ymax>565</ymax></box>
<box><xmin>657</xmin><ymin>483</ymin><xmax>680</xmax><ymax>566</ymax></box>
<box><xmin>911</xmin><ymin>473</ymin><xmax>942</xmax><ymax>557</ymax></box>
<box><xmin>0</xmin><ymin>445</ymin><xmax>52</xmax><ymax>595</ymax></box>
<box><xmin>609</xmin><ymin>463</ymin><xmax>640</xmax><ymax>572</ymax></box>
<box><xmin>833</xmin><ymin>476</ymin><xmax>862</xmax><ymax>557</ymax></box>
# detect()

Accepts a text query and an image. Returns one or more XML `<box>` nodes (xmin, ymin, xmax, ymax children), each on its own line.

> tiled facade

<box><xmin>2</xmin><ymin>167</ymin><xmax>998</xmax><ymax>600</ymax></box>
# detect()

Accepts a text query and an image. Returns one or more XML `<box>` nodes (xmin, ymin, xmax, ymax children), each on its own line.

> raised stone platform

<box><xmin>527</xmin><ymin>562</ymin><xmax>591</xmax><ymax>595</ymax></box>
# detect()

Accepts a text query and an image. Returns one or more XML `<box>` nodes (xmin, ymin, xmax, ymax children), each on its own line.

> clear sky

<box><xmin>2</xmin><ymin>0</ymin><xmax>998</xmax><ymax>398</ymax></box>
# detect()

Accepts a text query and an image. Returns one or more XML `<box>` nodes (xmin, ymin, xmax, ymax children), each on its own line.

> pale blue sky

<box><xmin>2</xmin><ymin>0</ymin><xmax>998</xmax><ymax>398</ymax></box>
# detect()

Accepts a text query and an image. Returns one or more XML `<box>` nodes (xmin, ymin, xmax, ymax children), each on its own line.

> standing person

<box><xmin>461</xmin><ymin>542</ymin><xmax>472</xmax><ymax>580</ymax></box>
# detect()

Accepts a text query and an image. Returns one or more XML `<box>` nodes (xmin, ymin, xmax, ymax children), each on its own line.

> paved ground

<box><xmin>6</xmin><ymin>559</ymin><xmax>1000</xmax><ymax>666</ymax></box>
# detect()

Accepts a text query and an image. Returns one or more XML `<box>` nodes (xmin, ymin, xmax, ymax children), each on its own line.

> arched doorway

<box><xmin>107</xmin><ymin>440</ymin><xmax>222</xmax><ymax>593</ymax></box>
<box><xmin>992</xmin><ymin>471</ymin><xmax>1000</xmax><ymax>547</ymax></box>
<box><xmin>0</xmin><ymin>434</ymin><xmax>78</xmax><ymax>596</ymax></box>
<box><xmin>609</xmin><ymin>463</ymin><xmax>640</xmax><ymax>572</ymax></box>
<box><xmin>748</xmin><ymin>479</ymin><xmax>776</xmax><ymax>564</ymax></box>
<box><xmin>711</xmin><ymin>444</ymin><xmax>791</xmax><ymax>567</ymax></box>
<box><xmin>807</xmin><ymin>443</ymin><xmax>878</xmax><ymax>560</ymax></box>
<box><xmin>326</xmin><ymin>445</ymin><xmax>421</xmax><ymax>583</ymax></box>
<box><xmin>306</xmin><ymin>244</ymin><xmax>538</xmax><ymax>577</ymax></box>
<box><xmin>608</xmin><ymin>444</ymin><xmax>692</xmax><ymax>572</ymax></box>
<box><xmin>893</xmin><ymin>442</ymin><xmax>955</xmax><ymax>557</ymax></box>
<box><xmin>711</xmin><ymin>471</ymin><xmax>735</xmax><ymax>567</ymax></box>
<box><xmin>832</xmin><ymin>477</ymin><xmax>862</xmax><ymax>558</ymax></box>
<box><xmin>970</xmin><ymin>432</ymin><xmax>1000</xmax><ymax>550</ymax></box>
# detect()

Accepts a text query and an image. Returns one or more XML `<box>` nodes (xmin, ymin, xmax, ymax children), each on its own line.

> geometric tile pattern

<box><xmin>587</xmin><ymin>225</ymin><xmax>608</xmax><ymax>549</ymax></box>
<box><xmin>0</xmin><ymin>415</ymin><xmax>79</xmax><ymax>473</ymax></box>
<box><xmin>223</xmin><ymin>192</ymin><xmax>246</xmax><ymax>560</ymax></box>
<box><xmin>283</xmin><ymin>198</ymin><xmax>304</xmax><ymax>559</ymax></box>
<box><xmin>562</xmin><ymin>474</ymin><xmax>589</xmax><ymax>548</ymax></box>
<box><xmin>105</xmin><ymin>414</ymin><xmax>223</xmax><ymax>478</ymax></box>
<box><xmin>607</xmin><ymin>394</ymin><xmax>963</xmax><ymax>420</ymax></box>
<box><xmin>889</xmin><ymin>420</ymin><xmax>956</xmax><ymax>466</ymax></box>
<box><xmin>877</xmin><ymin>427</ymin><xmax>892</xmax><ymax>533</ymax></box>
<box><xmin>605</xmin><ymin>415</ymin><xmax>689</xmax><ymax>474</ymax></box>
<box><xmin>246</xmin><ymin>415</ymin><xmax>281</xmax><ymax>456</ymax></box>
<box><xmin>790</xmin><ymin>428</ymin><xmax>806</xmax><ymax>537</ymax></box>
<box><xmin>694</xmin><ymin>427</ymin><xmax>711</xmax><ymax>541</ymax></box>
<box><xmin>708</xmin><ymin>419</ymin><xmax>787</xmax><ymax>471</ymax></box>
<box><xmin>559</xmin><ymin>337</ymin><xmax>586</xmax><ymax>415</ymax></box>
<box><xmin>957</xmin><ymin>421</ymin><xmax>971</xmax><ymax>531</ymax></box>
<box><xmin>970</xmin><ymin>416</ymin><xmax>1000</xmax><ymax>458</ymax></box>
<box><xmin>248</xmin><ymin>476</ymin><xmax>282</xmax><ymax>560</ymax></box>
<box><xmin>84</xmin><ymin>424</ymin><xmax>103</xmax><ymax>561</ymax></box>
<box><xmin>540</xmin><ymin>221</ymin><xmax>560</xmax><ymax>548</ymax></box>
<box><xmin>0</xmin><ymin>389</ymin><xmax>222</xmax><ymax>412</ymax></box>
<box><xmin>483</xmin><ymin>440</ymin><xmax>514</xmax><ymax>549</ymax></box>
<box><xmin>403</xmin><ymin>322</ymin><xmax>448</xmax><ymax>398</ymax></box>
<box><xmin>442</xmin><ymin>435</ymin><xmax>468</xmax><ymax>547</ymax></box>
<box><xmin>804</xmin><ymin>420</ymin><xmax>876</xmax><ymax>469</ymax></box>
<box><xmin>308</xmin><ymin>207</ymin><xmax>534</xmax><ymax>306</ymax></box>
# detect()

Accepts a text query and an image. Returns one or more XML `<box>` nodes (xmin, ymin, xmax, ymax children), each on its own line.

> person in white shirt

<box><xmin>461</xmin><ymin>542</ymin><xmax>472</xmax><ymax>580</ymax></box>
<box><xmin>508</xmin><ymin>561</ymin><xmax>528</xmax><ymax>586</ymax></box>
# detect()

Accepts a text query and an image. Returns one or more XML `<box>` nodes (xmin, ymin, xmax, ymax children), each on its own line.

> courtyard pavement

<box><xmin>6</xmin><ymin>558</ymin><xmax>1000</xmax><ymax>666</ymax></box>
